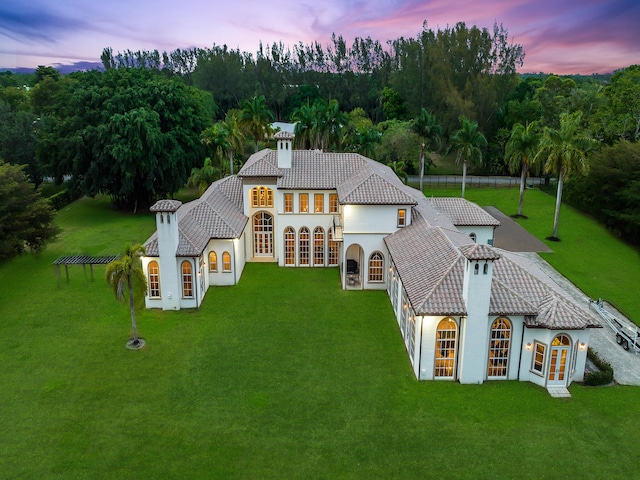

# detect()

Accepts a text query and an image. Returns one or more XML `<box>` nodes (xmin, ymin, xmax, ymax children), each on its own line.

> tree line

<box><xmin>1</xmin><ymin>22</ymin><xmax>640</xmax><ymax>260</ymax></box>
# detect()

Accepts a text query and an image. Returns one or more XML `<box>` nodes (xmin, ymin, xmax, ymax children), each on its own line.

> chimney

<box><xmin>149</xmin><ymin>199</ymin><xmax>182</xmax><ymax>310</ymax></box>
<box><xmin>275</xmin><ymin>130</ymin><xmax>294</xmax><ymax>168</ymax></box>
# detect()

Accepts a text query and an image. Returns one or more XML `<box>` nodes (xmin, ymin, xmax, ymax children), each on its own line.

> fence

<box><xmin>408</xmin><ymin>175</ymin><xmax>555</xmax><ymax>189</ymax></box>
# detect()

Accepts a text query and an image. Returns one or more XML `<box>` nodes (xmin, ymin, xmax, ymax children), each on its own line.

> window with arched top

<box><xmin>328</xmin><ymin>229</ymin><xmax>338</xmax><ymax>266</ymax></box>
<box><xmin>209</xmin><ymin>252</ymin><xmax>217</xmax><ymax>272</ymax></box>
<box><xmin>299</xmin><ymin>227</ymin><xmax>310</xmax><ymax>266</ymax></box>
<box><xmin>469</xmin><ymin>232</ymin><xmax>476</xmax><ymax>243</ymax></box>
<box><xmin>181</xmin><ymin>261</ymin><xmax>193</xmax><ymax>298</ymax></box>
<box><xmin>368</xmin><ymin>251</ymin><xmax>384</xmax><ymax>282</ymax></box>
<box><xmin>253</xmin><ymin>212</ymin><xmax>273</xmax><ymax>256</ymax></box>
<box><xmin>251</xmin><ymin>187</ymin><xmax>273</xmax><ymax>208</ymax></box>
<box><xmin>284</xmin><ymin>227</ymin><xmax>295</xmax><ymax>266</ymax></box>
<box><xmin>148</xmin><ymin>261</ymin><xmax>160</xmax><ymax>298</ymax></box>
<box><xmin>313</xmin><ymin>227</ymin><xmax>324</xmax><ymax>266</ymax></box>
<box><xmin>222</xmin><ymin>252</ymin><xmax>231</xmax><ymax>272</ymax></box>
<box><xmin>487</xmin><ymin>317</ymin><xmax>511</xmax><ymax>378</ymax></box>
<box><xmin>434</xmin><ymin>318</ymin><xmax>457</xmax><ymax>378</ymax></box>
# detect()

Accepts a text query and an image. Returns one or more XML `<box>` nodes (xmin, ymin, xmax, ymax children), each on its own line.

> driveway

<box><xmin>484</xmin><ymin>207</ymin><xmax>640</xmax><ymax>385</ymax></box>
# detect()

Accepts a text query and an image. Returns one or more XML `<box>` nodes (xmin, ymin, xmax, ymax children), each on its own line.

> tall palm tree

<box><xmin>222</xmin><ymin>110</ymin><xmax>245</xmax><ymax>175</ymax></box>
<box><xmin>239</xmin><ymin>95</ymin><xmax>274</xmax><ymax>152</ymax></box>
<box><xmin>291</xmin><ymin>103</ymin><xmax>316</xmax><ymax>149</ymax></box>
<box><xmin>534</xmin><ymin>111</ymin><xmax>596</xmax><ymax>240</ymax></box>
<box><xmin>504</xmin><ymin>122</ymin><xmax>540</xmax><ymax>217</ymax></box>
<box><xmin>450</xmin><ymin>116</ymin><xmax>487</xmax><ymax>198</ymax></box>
<box><xmin>105</xmin><ymin>244</ymin><xmax>147</xmax><ymax>348</ymax></box>
<box><xmin>353</xmin><ymin>126</ymin><xmax>381</xmax><ymax>158</ymax></box>
<box><xmin>323</xmin><ymin>99</ymin><xmax>348</xmax><ymax>151</ymax></box>
<box><xmin>412</xmin><ymin>108</ymin><xmax>442</xmax><ymax>192</ymax></box>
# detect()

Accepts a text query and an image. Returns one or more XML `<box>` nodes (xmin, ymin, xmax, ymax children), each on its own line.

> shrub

<box><xmin>583</xmin><ymin>347</ymin><xmax>614</xmax><ymax>386</ymax></box>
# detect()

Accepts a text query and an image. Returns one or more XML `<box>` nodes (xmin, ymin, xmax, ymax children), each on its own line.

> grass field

<box><xmin>1</xmin><ymin>193</ymin><xmax>640</xmax><ymax>478</ymax></box>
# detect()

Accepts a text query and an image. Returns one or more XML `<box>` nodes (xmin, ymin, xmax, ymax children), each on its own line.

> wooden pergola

<box><xmin>53</xmin><ymin>255</ymin><xmax>119</xmax><ymax>287</ymax></box>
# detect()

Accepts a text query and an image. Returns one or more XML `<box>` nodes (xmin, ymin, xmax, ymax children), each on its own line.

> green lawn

<box><xmin>2</xmin><ymin>194</ymin><xmax>640</xmax><ymax>478</ymax></box>
<box><xmin>428</xmin><ymin>185</ymin><xmax>640</xmax><ymax>325</ymax></box>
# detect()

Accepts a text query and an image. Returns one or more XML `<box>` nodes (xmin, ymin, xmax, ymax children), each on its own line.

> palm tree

<box><xmin>222</xmin><ymin>110</ymin><xmax>245</xmax><ymax>175</ymax></box>
<box><xmin>389</xmin><ymin>160</ymin><xmax>409</xmax><ymax>184</ymax></box>
<box><xmin>411</xmin><ymin>108</ymin><xmax>442</xmax><ymax>192</ymax></box>
<box><xmin>291</xmin><ymin>103</ymin><xmax>316</xmax><ymax>149</ymax></box>
<box><xmin>201</xmin><ymin>123</ymin><xmax>230</xmax><ymax>176</ymax></box>
<box><xmin>534</xmin><ymin>111</ymin><xmax>596</xmax><ymax>240</ymax></box>
<box><xmin>239</xmin><ymin>95</ymin><xmax>274</xmax><ymax>152</ymax></box>
<box><xmin>188</xmin><ymin>157</ymin><xmax>219</xmax><ymax>194</ymax></box>
<box><xmin>504</xmin><ymin>122</ymin><xmax>540</xmax><ymax>217</ymax></box>
<box><xmin>105</xmin><ymin>244</ymin><xmax>147</xmax><ymax>348</ymax></box>
<box><xmin>450</xmin><ymin>116</ymin><xmax>487</xmax><ymax>198</ymax></box>
<box><xmin>353</xmin><ymin>126</ymin><xmax>381</xmax><ymax>158</ymax></box>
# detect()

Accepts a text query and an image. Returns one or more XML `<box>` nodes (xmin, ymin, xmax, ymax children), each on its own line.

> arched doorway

<box><xmin>253</xmin><ymin>212</ymin><xmax>273</xmax><ymax>257</ymax></box>
<box><xmin>345</xmin><ymin>243</ymin><xmax>363</xmax><ymax>288</ymax></box>
<box><xmin>548</xmin><ymin>334</ymin><xmax>571</xmax><ymax>386</ymax></box>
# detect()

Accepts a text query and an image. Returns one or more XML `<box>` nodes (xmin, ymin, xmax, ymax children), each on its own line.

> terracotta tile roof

<box><xmin>338</xmin><ymin>172</ymin><xmax>418</xmax><ymax>205</ymax></box>
<box><xmin>150</xmin><ymin>199</ymin><xmax>182</xmax><ymax>212</ymax></box>
<box><xmin>429</xmin><ymin>197</ymin><xmax>500</xmax><ymax>226</ymax></box>
<box><xmin>274</xmin><ymin>130</ymin><xmax>295</xmax><ymax>140</ymax></box>
<box><xmin>386</xmin><ymin>215</ymin><xmax>598</xmax><ymax>329</ymax></box>
<box><xmin>279</xmin><ymin>151</ymin><xmax>364</xmax><ymax>190</ymax></box>
<box><xmin>238</xmin><ymin>150</ymin><xmax>283</xmax><ymax>178</ymax></box>
<box><xmin>144</xmin><ymin>176</ymin><xmax>247</xmax><ymax>257</ymax></box>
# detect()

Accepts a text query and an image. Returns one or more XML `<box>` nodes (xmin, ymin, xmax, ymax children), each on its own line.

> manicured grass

<box><xmin>2</xmin><ymin>194</ymin><xmax>640</xmax><ymax>478</ymax></box>
<box><xmin>426</xmin><ymin>185</ymin><xmax>640</xmax><ymax>325</ymax></box>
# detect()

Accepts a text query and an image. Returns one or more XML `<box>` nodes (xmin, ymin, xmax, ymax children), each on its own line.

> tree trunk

<box><xmin>229</xmin><ymin>151</ymin><xmax>234</xmax><ymax>176</ymax></box>
<box><xmin>552</xmin><ymin>171</ymin><xmax>564</xmax><ymax>239</ymax></box>
<box><xmin>461</xmin><ymin>161</ymin><xmax>467</xmax><ymax>198</ymax></box>
<box><xmin>128</xmin><ymin>276</ymin><xmax>138</xmax><ymax>344</ymax></box>
<box><xmin>419</xmin><ymin>143</ymin><xmax>425</xmax><ymax>192</ymax></box>
<box><xmin>518</xmin><ymin>165</ymin><xmax>527</xmax><ymax>216</ymax></box>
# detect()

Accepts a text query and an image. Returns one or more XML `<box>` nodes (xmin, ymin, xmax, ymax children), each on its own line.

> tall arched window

<box><xmin>148</xmin><ymin>261</ymin><xmax>160</xmax><ymax>297</ymax></box>
<box><xmin>487</xmin><ymin>317</ymin><xmax>511</xmax><ymax>378</ymax></box>
<box><xmin>222</xmin><ymin>252</ymin><xmax>231</xmax><ymax>272</ymax></box>
<box><xmin>328</xmin><ymin>229</ymin><xmax>338</xmax><ymax>266</ymax></box>
<box><xmin>469</xmin><ymin>232</ymin><xmax>477</xmax><ymax>243</ymax></box>
<box><xmin>253</xmin><ymin>212</ymin><xmax>273</xmax><ymax>256</ymax></box>
<box><xmin>368</xmin><ymin>251</ymin><xmax>384</xmax><ymax>282</ymax></box>
<box><xmin>434</xmin><ymin>318</ymin><xmax>457</xmax><ymax>378</ymax></box>
<box><xmin>181</xmin><ymin>261</ymin><xmax>193</xmax><ymax>298</ymax></box>
<box><xmin>284</xmin><ymin>227</ymin><xmax>296</xmax><ymax>266</ymax></box>
<box><xmin>313</xmin><ymin>227</ymin><xmax>324</xmax><ymax>266</ymax></box>
<box><xmin>251</xmin><ymin>186</ymin><xmax>273</xmax><ymax>207</ymax></box>
<box><xmin>299</xmin><ymin>227</ymin><xmax>310</xmax><ymax>266</ymax></box>
<box><xmin>549</xmin><ymin>334</ymin><xmax>571</xmax><ymax>383</ymax></box>
<box><xmin>209</xmin><ymin>252</ymin><xmax>217</xmax><ymax>272</ymax></box>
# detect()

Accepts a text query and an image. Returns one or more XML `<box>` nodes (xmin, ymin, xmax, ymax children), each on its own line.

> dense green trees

<box><xmin>0</xmin><ymin>161</ymin><xmax>58</xmax><ymax>260</ymax></box>
<box><xmin>411</xmin><ymin>109</ymin><xmax>442</xmax><ymax>191</ymax></box>
<box><xmin>37</xmin><ymin>68</ymin><xmax>214</xmax><ymax>210</ymax></box>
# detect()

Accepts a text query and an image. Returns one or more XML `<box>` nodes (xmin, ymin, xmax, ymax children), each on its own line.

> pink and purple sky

<box><xmin>1</xmin><ymin>0</ymin><xmax>638</xmax><ymax>74</ymax></box>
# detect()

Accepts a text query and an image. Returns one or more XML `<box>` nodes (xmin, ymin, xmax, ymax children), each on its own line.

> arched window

<box><xmin>469</xmin><ymin>232</ymin><xmax>477</xmax><ymax>243</ymax></box>
<box><xmin>368</xmin><ymin>251</ymin><xmax>384</xmax><ymax>282</ymax></box>
<box><xmin>313</xmin><ymin>227</ymin><xmax>324</xmax><ymax>266</ymax></box>
<box><xmin>487</xmin><ymin>317</ymin><xmax>511</xmax><ymax>378</ymax></box>
<box><xmin>434</xmin><ymin>318</ymin><xmax>457</xmax><ymax>378</ymax></box>
<box><xmin>222</xmin><ymin>252</ymin><xmax>231</xmax><ymax>272</ymax></box>
<box><xmin>284</xmin><ymin>227</ymin><xmax>295</xmax><ymax>266</ymax></box>
<box><xmin>549</xmin><ymin>334</ymin><xmax>572</xmax><ymax>383</ymax></box>
<box><xmin>328</xmin><ymin>229</ymin><xmax>338</xmax><ymax>266</ymax></box>
<box><xmin>148</xmin><ymin>261</ymin><xmax>160</xmax><ymax>297</ymax></box>
<box><xmin>181</xmin><ymin>261</ymin><xmax>193</xmax><ymax>298</ymax></box>
<box><xmin>299</xmin><ymin>227</ymin><xmax>310</xmax><ymax>266</ymax></box>
<box><xmin>209</xmin><ymin>252</ymin><xmax>217</xmax><ymax>272</ymax></box>
<box><xmin>253</xmin><ymin>212</ymin><xmax>273</xmax><ymax>256</ymax></box>
<box><xmin>483</xmin><ymin>263</ymin><xmax>489</xmax><ymax>274</ymax></box>
<box><xmin>251</xmin><ymin>187</ymin><xmax>273</xmax><ymax>207</ymax></box>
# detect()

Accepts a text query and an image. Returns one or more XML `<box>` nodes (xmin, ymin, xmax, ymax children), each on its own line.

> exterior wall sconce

<box><xmin>579</xmin><ymin>342</ymin><xmax>587</xmax><ymax>350</ymax></box>
<box><xmin>526</xmin><ymin>343</ymin><xmax>532</xmax><ymax>351</ymax></box>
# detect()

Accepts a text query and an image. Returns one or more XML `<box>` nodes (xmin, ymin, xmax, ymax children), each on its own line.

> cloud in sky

<box><xmin>0</xmin><ymin>0</ymin><xmax>638</xmax><ymax>73</ymax></box>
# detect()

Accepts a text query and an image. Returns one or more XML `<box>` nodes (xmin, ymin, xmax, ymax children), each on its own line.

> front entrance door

<box><xmin>253</xmin><ymin>212</ymin><xmax>273</xmax><ymax>256</ymax></box>
<box><xmin>548</xmin><ymin>334</ymin><xmax>571</xmax><ymax>386</ymax></box>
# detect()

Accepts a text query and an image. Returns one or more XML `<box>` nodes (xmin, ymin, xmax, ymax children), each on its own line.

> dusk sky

<box><xmin>1</xmin><ymin>0</ymin><xmax>638</xmax><ymax>74</ymax></box>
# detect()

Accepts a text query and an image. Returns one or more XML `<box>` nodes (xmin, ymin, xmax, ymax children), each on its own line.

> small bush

<box><xmin>583</xmin><ymin>347</ymin><xmax>614</xmax><ymax>386</ymax></box>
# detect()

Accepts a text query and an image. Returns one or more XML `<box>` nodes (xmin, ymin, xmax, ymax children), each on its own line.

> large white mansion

<box><xmin>142</xmin><ymin>131</ymin><xmax>599</xmax><ymax>388</ymax></box>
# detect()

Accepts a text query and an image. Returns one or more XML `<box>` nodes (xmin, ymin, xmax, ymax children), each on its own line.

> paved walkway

<box><xmin>484</xmin><ymin>209</ymin><xmax>640</xmax><ymax>385</ymax></box>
